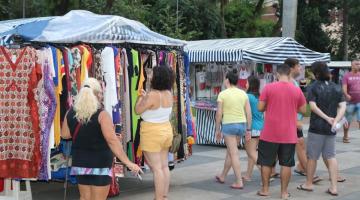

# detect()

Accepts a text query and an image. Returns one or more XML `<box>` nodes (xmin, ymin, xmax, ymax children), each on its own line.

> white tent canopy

<box><xmin>185</xmin><ymin>37</ymin><xmax>330</xmax><ymax>65</ymax></box>
<box><xmin>0</xmin><ymin>10</ymin><xmax>186</xmax><ymax>46</ymax></box>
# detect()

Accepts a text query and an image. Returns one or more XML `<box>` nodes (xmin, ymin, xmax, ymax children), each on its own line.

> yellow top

<box><xmin>217</xmin><ymin>87</ymin><xmax>248</xmax><ymax>124</ymax></box>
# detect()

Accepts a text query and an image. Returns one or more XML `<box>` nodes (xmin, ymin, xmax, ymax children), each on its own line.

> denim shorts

<box><xmin>221</xmin><ymin>123</ymin><xmax>246</xmax><ymax>136</ymax></box>
<box><xmin>345</xmin><ymin>102</ymin><xmax>360</xmax><ymax>122</ymax></box>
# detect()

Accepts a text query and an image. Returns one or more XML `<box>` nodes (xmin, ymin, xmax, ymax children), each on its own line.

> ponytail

<box><xmin>73</xmin><ymin>78</ymin><xmax>102</xmax><ymax>123</ymax></box>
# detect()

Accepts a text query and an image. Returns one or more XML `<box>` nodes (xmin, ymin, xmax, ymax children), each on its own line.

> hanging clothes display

<box><xmin>0</xmin><ymin>46</ymin><xmax>41</xmax><ymax>178</ymax></box>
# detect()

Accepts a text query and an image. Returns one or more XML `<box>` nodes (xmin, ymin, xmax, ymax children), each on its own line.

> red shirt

<box><xmin>259</xmin><ymin>81</ymin><xmax>306</xmax><ymax>144</ymax></box>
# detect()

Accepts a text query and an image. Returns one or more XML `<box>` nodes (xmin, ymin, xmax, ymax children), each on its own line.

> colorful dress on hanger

<box><xmin>0</xmin><ymin>46</ymin><xmax>41</xmax><ymax>178</ymax></box>
<box><xmin>35</xmin><ymin>60</ymin><xmax>57</xmax><ymax>181</ymax></box>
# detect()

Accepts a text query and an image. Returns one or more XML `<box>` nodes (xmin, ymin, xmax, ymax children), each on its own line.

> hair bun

<box><xmin>232</xmin><ymin>69</ymin><xmax>238</xmax><ymax>74</ymax></box>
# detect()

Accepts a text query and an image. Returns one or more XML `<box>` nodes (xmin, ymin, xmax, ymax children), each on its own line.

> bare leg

<box><xmin>295</xmin><ymin>137</ymin><xmax>307</xmax><ymax>172</ymax></box>
<box><xmin>323</xmin><ymin>158</ymin><xmax>344</xmax><ymax>182</ymax></box>
<box><xmin>78</xmin><ymin>184</ymin><xmax>91</xmax><ymax>200</ymax></box>
<box><xmin>160</xmin><ymin>150</ymin><xmax>170</xmax><ymax>199</ymax></box>
<box><xmin>244</xmin><ymin>138</ymin><xmax>259</xmax><ymax>180</ymax></box>
<box><xmin>259</xmin><ymin>165</ymin><xmax>271</xmax><ymax>195</ymax></box>
<box><xmin>302</xmin><ymin>159</ymin><xmax>316</xmax><ymax>190</ymax></box>
<box><xmin>90</xmin><ymin>185</ymin><xmax>111</xmax><ymax>200</ymax></box>
<box><xmin>224</xmin><ymin>135</ymin><xmax>243</xmax><ymax>187</ymax></box>
<box><xmin>327</xmin><ymin>158</ymin><xmax>338</xmax><ymax>194</ymax></box>
<box><xmin>343</xmin><ymin>125</ymin><xmax>350</xmax><ymax>143</ymax></box>
<box><xmin>144</xmin><ymin>151</ymin><xmax>165</xmax><ymax>200</ymax></box>
<box><xmin>218</xmin><ymin>149</ymin><xmax>231</xmax><ymax>182</ymax></box>
<box><xmin>280</xmin><ymin>166</ymin><xmax>291</xmax><ymax>199</ymax></box>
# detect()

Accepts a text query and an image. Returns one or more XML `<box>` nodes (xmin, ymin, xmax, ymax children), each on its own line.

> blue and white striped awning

<box><xmin>185</xmin><ymin>37</ymin><xmax>330</xmax><ymax>64</ymax></box>
<box><xmin>0</xmin><ymin>10</ymin><xmax>186</xmax><ymax>46</ymax></box>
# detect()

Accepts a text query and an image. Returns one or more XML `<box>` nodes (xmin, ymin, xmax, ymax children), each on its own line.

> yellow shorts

<box><xmin>140</xmin><ymin>121</ymin><xmax>173</xmax><ymax>153</ymax></box>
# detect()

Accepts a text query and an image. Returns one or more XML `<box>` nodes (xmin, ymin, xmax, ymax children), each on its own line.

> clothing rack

<box><xmin>0</xmin><ymin>179</ymin><xmax>32</xmax><ymax>200</ymax></box>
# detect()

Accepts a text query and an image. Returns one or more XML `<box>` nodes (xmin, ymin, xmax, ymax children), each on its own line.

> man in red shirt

<box><xmin>257</xmin><ymin>64</ymin><xmax>307</xmax><ymax>199</ymax></box>
<box><xmin>342</xmin><ymin>59</ymin><xmax>360</xmax><ymax>143</ymax></box>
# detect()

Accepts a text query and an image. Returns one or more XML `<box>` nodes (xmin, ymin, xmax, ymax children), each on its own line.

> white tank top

<box><xmin>141</xmin><ymin>91</ymin><xmax>172</xmax><ymax>123</ymax></box>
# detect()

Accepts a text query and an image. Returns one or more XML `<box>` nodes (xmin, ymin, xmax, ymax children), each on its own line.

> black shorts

<box><xmin>76</xmin><ymin>175</ymin><xmax>112</xmax><ymax>186</ymax></box>
<box><xmin>297</xmin><ymin>129</ymin><xmax>303</xmax><ymax>138</ymax></box>
<box><xmin>257</xmin><ymin>140</ymin><xmax>296</xmax><ymax>167</ymax></box>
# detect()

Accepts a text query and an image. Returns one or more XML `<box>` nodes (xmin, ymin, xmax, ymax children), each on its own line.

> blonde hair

<box><xmin>73</xmin><ymin>78</ymin><xmax>102</xmax><ymax>123</ymax></box>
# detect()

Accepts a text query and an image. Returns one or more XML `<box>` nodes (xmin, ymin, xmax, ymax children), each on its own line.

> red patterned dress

<box><xmin>0</xmin><ymin>46</ymin><xmax>41</xmax><ymax>178</ymax></box>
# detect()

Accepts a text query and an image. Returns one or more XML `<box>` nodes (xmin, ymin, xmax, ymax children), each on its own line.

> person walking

<box><xmin>243</xmin><ymin>76</ymin><xmax>263</xmax><ymax>182</ymax></box>
<box><xmin>342</xmin><ymin>59</ymin><xmax>360</xmax><ymax>143</ymax></box>
<box><xmin>215</xmin><ymin>69</ymin><xmax>252</xmax><ymax>189</ymax></box>
<box><xmin>257</xmin><ymin>64</ymin><xmax>307</xmax><ymax>199</ymax></box>
<box><xmin>61</xmin><ymin>78</ymin><xmax>142</xmax><ymax>200</ymax></box>
<box><xmin>135</xmin><ymin>65</ymin><xmax>175</xmax><ymax>200</ymax></box>
<box><xmin>297</xmin><ymin>61</ymin><xmax>346</xmax><ymax>196</ymax></box>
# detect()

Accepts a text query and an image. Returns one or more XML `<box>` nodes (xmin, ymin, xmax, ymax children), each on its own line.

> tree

<box><xmin>296</xmin><ymin>0</ymin><xmax>334</xmax><ymax>54</ymax></box>
<box><xmin>224</xmin><ymin>0</ymin><xmax>274</xmax><ymax>38</ymax></box>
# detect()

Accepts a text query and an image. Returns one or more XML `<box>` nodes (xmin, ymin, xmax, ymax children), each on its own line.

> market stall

<box><xmin>0</xmin><ymin>10</ymin><xmax>193</xmax><ymax>199</ymax></box>
<box><xmin>185</xmin><ymin>37</ymin><xmax>330</xmax><ymax>146</ymax></box>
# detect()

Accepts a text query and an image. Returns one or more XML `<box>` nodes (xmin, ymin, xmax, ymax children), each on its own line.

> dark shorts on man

<box><xmin>297</xmin><ymin>128</ymin><xmax>303</xmax><ymax>138</ymax></box>
<box><xmin>76</xmin><ymin>175</ymin><xmax>112</xmax><ymax>186</ymax></box>
<box><xmin>257</xmin><ymin>140</ymin><xmax>296</xmax><ymax>167</ymax></box>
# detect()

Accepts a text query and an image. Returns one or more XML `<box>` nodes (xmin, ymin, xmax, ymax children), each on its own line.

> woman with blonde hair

<box><xmin>61</xmin><ymin>77</ymin><xmax>141</xmax><ymax>200</ymax></box>
<box><xmin>135</xmin><ymin>65</ymin><xmax>175</xmax><ymax>200</ymax></box>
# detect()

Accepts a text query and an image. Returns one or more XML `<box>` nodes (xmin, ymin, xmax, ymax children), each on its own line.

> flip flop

<box><xmin>312</xmin><ymin>176</ymin><xmax>323</xmax><ymax>184</ymax></box>
<box><xmin>343</xmin><ymin>137</ymin><xmax>350</xmax><ymax>143</ymax></box>
<box><xmin>337</xmin><ymin>177</ymin><xmax>346</xmax><ymax>182</ymax></box>
<box><xmin>297</xmin><ymin>184</ymin><xmax>313</xmax><ymax>192</ymax></box>
<box><xmin>326</xmin><ymin>188</ymin><xmax>338</xmax><ymax>196</ymax></box>
<box><xmin>230</xmin><ymin>185</ymin><xmax>243</xmax><ymax>190</ymax></box>
<box><xmin>256</xmin><ymin>191</ymin><xmax>269</xmax><ymax>197</ymax></box>
<box><xmin>294</xmin><ymin>169</ymin><xmax>306</xmax><ymax>176</ymax></box>
<box><xmin>215</xmin><ymin>176</ymin><xmax>225</xmax><ymax>184</ymax></box>
<box><xmin>271</xmin><ymin>173</ymin><xmax>280</xmax><ymax>178</ymax></box>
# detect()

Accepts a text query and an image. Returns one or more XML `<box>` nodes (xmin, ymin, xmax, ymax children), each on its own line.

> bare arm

<box><xmin>334</xmin><ymin>102</ymin><xmax>346</xmax><ymax>124</ymax></box>
<box><xmin>342</xmin><ymin>84</ymin><xmax>351</xmax><ymax>101</ymax></box>
<box><xmin>258</xmin><ymin>101</ymin><xmax>266</xmax><ymax>112</ymax></box>
<box><xmin>134</xmin><ymin>90</ymin><xmax>153</xmax><ymax>115</ymax></box>
<box><xmin>99</xmin><ymin>111</ymin><xmax>141</xmax><ymax>173</ymax></box>
<box><xmin>60</xmin><ymin>112</ymin><xmax>71</xmax><ymax>139</ymax></box>
<box><xmin>215</xmin><ymin>101</ymin><xmax>223</xmax><ymax>133</ymax></box>
<box><xmin>298</xmin><ymin>104</ymin><xmax>307</xmax><ymax>115</ymax></box>
<box><xmin>245</xmin><ymin>99</ymin><xmax>252</xmax><ymax>129</ymax></box>
<box><xmin>309</xmin><ymin>101</ymin><xmax>333</xmax><ymax>124</ymax></box>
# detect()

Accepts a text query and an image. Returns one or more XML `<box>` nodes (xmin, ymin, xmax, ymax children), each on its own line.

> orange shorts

<box><xmin>140</xmin><ymin>121</ymin><xmax>173</xmax><ymax>152</ymax></box>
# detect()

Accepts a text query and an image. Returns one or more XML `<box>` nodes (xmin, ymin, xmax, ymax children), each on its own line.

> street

<box><xmin>32</xmin><ymin>123</ymin><xmax>360</xmax><ymax>200</ymax></box>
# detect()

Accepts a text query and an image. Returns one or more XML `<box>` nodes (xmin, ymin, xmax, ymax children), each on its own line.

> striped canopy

<box><xmin>185</xmin><ymin>37</ymin><xmax>330</xmax><ymax>64</ymax></box>
<box><xmin>0</xmin><ymin>10</ymin><xmax>185</xmax><ymax>46</ymax></box>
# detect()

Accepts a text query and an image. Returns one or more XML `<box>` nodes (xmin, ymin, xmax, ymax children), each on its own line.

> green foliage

<box><xmin>296</xmin><ymin>1</ymin><xmax>332</xmax><ymax>54</ymax></box>
<box><xmin>224</xmin><ymin>0</ymin><xmax>275</xmax><ymax>38</ymax></box>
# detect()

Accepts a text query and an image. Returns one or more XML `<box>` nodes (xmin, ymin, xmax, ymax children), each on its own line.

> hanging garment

<box><xmin>130</xmin><ymin>49</ymin><xmax>140</xmax><ymax>140</ymax></box>
<box><xmin>237</xmin><ymin>66</ymin><xmax>250</xmax><ymax>89</ymax></box>
<box><xmin>112</xmin><ymin>47</ymin><xmax>121</xmax><ymax>125</ymax></box>
<box><xmin>101</xmin><ymin>47</ymin><xmax>117</xmax><ymax>119</ymax></box>
<box><xmin>0</xmin><ymin>46</ymin><xmax>41</xmax><ymax>178</ymax></box>
<box><xmin>121</xmin><ymin>49</ymin><xmax>131</xmax><ymax>143</ymax></box>
<box><xmin>35</xmin><ymin>57</ymin><xmax>57</xmax><ymax>181</ymax></box>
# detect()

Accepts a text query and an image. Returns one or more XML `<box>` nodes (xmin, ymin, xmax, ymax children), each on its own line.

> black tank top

<box><xmin>66</xmin><ymin>108</ymin><xmax>113</xmax><ymax>168</ymax></box>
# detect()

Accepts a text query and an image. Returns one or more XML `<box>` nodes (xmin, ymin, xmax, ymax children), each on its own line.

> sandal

<box><xmin>312</xmin><ymin>176</ymin><xmax>323</xmax><ymax>184</ymax></box>
<box><xmin>215</xmin><ymin>175</ymin><xmax>225</xmax><ymax>184</ymax></box>
<box><xmin>294</xmin><ymin>169</ymin><xmax>306</xmax><ymax>176</ymax></box>
<box><xmin>297</xmin><ymin>184</ymin><xmax>313</xmax><ymax>192</ymax></box>
<box><xmin>326</xmin><ymin>188</ymin><xmax>338</xmax><ymax>196</ymax></box>
<box><xmin>343</xmin><ymin>137</ymin><xmax>350</xmax><ymax>143</ymax></box>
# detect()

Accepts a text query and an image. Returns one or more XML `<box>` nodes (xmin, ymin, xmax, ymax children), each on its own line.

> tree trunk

<box><xmin>220</xmin><ymin>0</ymin><xmax>227</xmax><ymax>38</ymax></box>
<box><xmin>104</xmin><ymin>0</ymin><xmax>114</xmax><ymax>13</ymax></box>
<box><xmin>254</xmin><ymin>0</ymin><xmax>265</xmax><ymax>16</ymax></box>
<box><xmin>342</xmin><ymin>0</ymin><xmax>349</xmax><ymax>60</ymax></box>
<box><xmin>272</xmin><ymin>0</ymin><xmax>282</xmax><ymax>36</ymax></box>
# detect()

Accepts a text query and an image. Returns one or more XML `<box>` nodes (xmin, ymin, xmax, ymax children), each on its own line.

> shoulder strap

<box><xmin>72</xmin><ymin>122</ymin><xmax>81</xmax><ymax>144</ymax></box>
